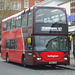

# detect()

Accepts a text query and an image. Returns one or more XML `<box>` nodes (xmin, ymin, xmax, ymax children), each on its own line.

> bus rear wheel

<box><xmin>22</xmin><ymin>56</ymin><xmax>26</xmax><ymax>67</ymax></box>
<box><xmin>6</xmin><ymin>54</ymin><xmax>9</xmax><ymax>63</ymax></box>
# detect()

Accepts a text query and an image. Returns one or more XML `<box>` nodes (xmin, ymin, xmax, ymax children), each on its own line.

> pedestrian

<box><xmin>73</xmin><ymin>51</ymin><xmax>75</xmax><ymax>67</ymax></box>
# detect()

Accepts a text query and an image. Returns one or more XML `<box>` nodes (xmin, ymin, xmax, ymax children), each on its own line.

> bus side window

<box><xmin>11</xmin><ymin>18</ymin><xmax>16</xmax><ymax>30</ymax></box>
<box><xmin>7</xmin><ymin>20</ymin><xmax>11</xmax><ymax>31</ymax></box>
<box><xmin>10</xmin><ymin>39</ymin><xmax>17</xmax><ymax>50</ymax></box>
<box><xmin>28</xmin><ymin>11</ymin><xmax>33</xmax><ymax>26</ymax></box>
<box><xmin>15</xmin><ymin>39</ymin><xmax>17</xmax><ymax>50</ymax></box>
<box><xmin>3</xmin><ymin>22</ymin><xmax>7</xmax><ymax>32</ymax></box>
<box><xmin>16</xmin><ymin>16</ymin><xmax>21</xmax><ymax>29</ymax></box>
<box><xmin>6</xmin><ymin>39</ymin><xmax>10</xmax><ymax>49</ymax></box>
<box><xmin>22</xmin><ymin>13</ymin><xmax>27</xmax><ymax>27</ymax></box>
<box><xmin>6</xmin><ymin>39</ymin><xmax>17</xmax><ymax>50</ymax></box>
<box><xmin>4</xmin><ymin>40</ymin><xmax>6</xmax><ymax>49</ymax></box>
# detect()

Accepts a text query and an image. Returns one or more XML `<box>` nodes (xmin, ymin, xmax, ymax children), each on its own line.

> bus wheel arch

<box><xmin>6</xmin><ymin>53</ymin><xmax>9</xmax><ymax>63</ymax></box>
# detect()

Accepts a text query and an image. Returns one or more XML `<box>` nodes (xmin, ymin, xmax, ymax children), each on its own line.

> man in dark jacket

<box><xmin>73</xmin><ymin>51</ymin><xmax>75</xmax><ymax>67</ymax></box>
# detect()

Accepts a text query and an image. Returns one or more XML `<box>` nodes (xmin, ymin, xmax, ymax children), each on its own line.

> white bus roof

<box><xmin>2</xmin><ymin>10</ymin><xmax>25</xmax><ymax>22</ymax></box>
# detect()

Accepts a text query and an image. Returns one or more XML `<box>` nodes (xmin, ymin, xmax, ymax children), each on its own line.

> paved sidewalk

<box><xmin>70</xmin><ymin>58</ymin><xmax>75</xmax><ymax>67</ymax></box>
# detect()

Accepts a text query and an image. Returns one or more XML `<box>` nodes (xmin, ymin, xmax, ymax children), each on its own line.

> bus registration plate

<box><xmin>49</xmin><ymin>61</ymin><xmax>57</xmax><ymax>64</ymax></box>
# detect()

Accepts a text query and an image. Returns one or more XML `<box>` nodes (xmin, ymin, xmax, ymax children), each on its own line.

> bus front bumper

<box><xmin>33</xmin><ymin>60</ymin><xmax>69</xmax><ymax>66</ymax></box>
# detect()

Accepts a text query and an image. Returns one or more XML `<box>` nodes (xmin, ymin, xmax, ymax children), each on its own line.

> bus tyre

<box><xmin>22</xmin><ymin>57</ymin><xmax>26</xmax><ymax>67</ymax></box>
<box><xmin>6</xmin><ymin>54</ymin><xmax>9</xmax><ymax>63</ymax></box>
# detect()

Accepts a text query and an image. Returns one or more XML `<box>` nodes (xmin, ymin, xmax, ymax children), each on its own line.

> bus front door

<box><xmin>24</xmin><ymin>38</ymin><xmax>33</xmax><ymax>65</ymax></box>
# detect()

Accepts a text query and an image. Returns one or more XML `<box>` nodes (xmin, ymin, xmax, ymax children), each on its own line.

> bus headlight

<box><xmin>37</xmin><ymin>58</ymin><xmax>41</xmax><ymax>60</ymax></box>
<box><xmin>63</xmin><ymin>58</ymin><xmax>67</xmax><ymax>60</ymax></box>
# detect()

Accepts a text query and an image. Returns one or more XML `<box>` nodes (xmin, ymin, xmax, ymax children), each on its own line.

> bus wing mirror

<box><xmin>27</xmin><ymin>38</ymin><xmax>31</xmax><ymax>43</ymax></box>
<box><xmin>70</xmin><ymin>36</ymin><xmax>72</xmax><ymax>41</ymax></box>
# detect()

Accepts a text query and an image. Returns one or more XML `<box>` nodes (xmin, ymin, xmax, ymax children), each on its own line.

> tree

<box><xmin>0</xmin><ymin>0</ymin><xmax>21</xmax><ymax>35</ymax></box>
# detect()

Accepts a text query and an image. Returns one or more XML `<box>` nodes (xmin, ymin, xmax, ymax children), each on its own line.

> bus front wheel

<box><xmin>6</xmin><ymin>54</ymin><xmax>9</xmax><ymax>63</ymax></box>
<box><xmin>22</xmin><ymin>56</ymin><xmax>26</xmax><ymax>67</ymax></box>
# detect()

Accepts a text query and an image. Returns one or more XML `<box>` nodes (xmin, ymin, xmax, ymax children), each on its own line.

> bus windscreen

<box><xmin>34</xmin><ymin>35</ymin><xmax>68</xmax><ymax>51</ymax></box>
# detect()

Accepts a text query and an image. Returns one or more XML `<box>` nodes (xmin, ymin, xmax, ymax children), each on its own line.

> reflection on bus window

<box><xmin>28</xmin><ymin>11</ymin><xmax>33</xmax><ymax>26</ymax></box>
<box><xmin>35</xmin><ymin>9</ymin><xmax>66</xmax><ymax>24</ymax></box>
<box><xmin>22</xmin><ymin>13</ymin><xmax>27</xmax><ymax>27</ymax></box>
<box><xmin>64</xmin><ymin>39</ymin><xmax>67</xmax><ymax>50</ymax></box>
<box><xmin>11</xmin><ymin>18</ymin><xmax>15</xmax><ymax>30</ymax></box>
<box><xmin>52</xmin><ymin>38</ymin><xmax>59</xmax><ymax>50</ymax></box>
<box><xmin>6</xmin><ymin>39</ymin><xmax>17</xmax><ymax>50</ymax></box>
<box><xmin>6</xmin><ymin>40</ymin><xmax>10</xmax><ymax>49</ymax></box>
<box><xmin>11</xmin><ymin>39</ymin><xmax>15</xmax><ymax>49</ymax></box>
<box><xmin>60</xmin><ymin>38</ymin><xmax>63</xmax><ymax>50</ymax></box>
<box><xmin>3</xmin><ymin>22</ymin><xmax>7</xmax><ymax>31</ymax></box>
<box><xmin>7</xmin><ymin>20</ymin><xmax>11</xmax><ymax>31</ymax></box>
<box><xmin>16</xmin><ymin>16</ymin><xmax>21</xmax><ymax>29</ymax></box>
<box><xmin>34</xmin><ymin>35</ymin><xmax>68</xmax><ymax>51</ymax></box>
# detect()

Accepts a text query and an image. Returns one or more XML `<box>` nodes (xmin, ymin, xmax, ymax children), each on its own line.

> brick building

<box><xmin>0</xmin><ymin>0</ymin><xmax>21</xmax><ymax>21</ymax></box>
<box><xmin>70</xmin><ymin>0</ymin><xmax>75</xmax><ymax>24</ymax></box>
<box><xmin>70</xmin><ymin>0</ymin><xmax>75</xmax><ymax>57</ymax></box>
<box><xmin>0</xmin><ymin>0</ymin><xmax>44</xmax><ymax>30</ymax></box>
<box><xmin>22</xmin><ymin>0</ymin><xmax>44</xmax><ymax>10</ymax></box>
<box><xmin>71</xmin><ymin>0</ymin><xmax>75</xmax><ymax>14</ymax></box>
<box><xmin>0</xmin><ymin>0</ymin><xmax>44</xmax><ymax>21</ymax></box>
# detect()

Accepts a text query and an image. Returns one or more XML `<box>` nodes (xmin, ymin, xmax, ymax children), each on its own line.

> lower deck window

<box><xmin>6</xmin><ymin>39</ymin><xmax>17</xmax><ymax>50</ymax></box>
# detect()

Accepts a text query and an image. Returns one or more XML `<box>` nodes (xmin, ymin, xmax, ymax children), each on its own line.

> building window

<box><xmin>5</xmin><ymin>2</ymin><xmax>11</xmax><ymax>10</ymax></box>
<box><xmin>35</xmin><ymin>1</ymin><xmax>40</xmax><ymax>5</ymax></box>
<box><xmin>72</xmin><ymin>21</ymin><xmax>75</xmax><ymax>25</ymax></box>
<box><xmin>0</xmin><ymin>2</ymin><xmax>4</xmax><ymax>10</ymax></box>
<box><xmin>18</xmin><ymin>2</ymin><xmax>21</xmax><ymax>10</ymax></box>
<box><xmin>24</xmin><ymin>0</ymin><xmax>29</xmax><ymax>8</ymax></box>
<box><xmin>11</xmin><ymin>2</ymin><xmax>21</xmax><ymax>10</ymax></box>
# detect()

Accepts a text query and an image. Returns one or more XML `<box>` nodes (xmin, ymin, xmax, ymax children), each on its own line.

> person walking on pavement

<box><xmin>73</xmin><ymin>50</ymin><xmax>75</xmax><ymax>67</ymax></box>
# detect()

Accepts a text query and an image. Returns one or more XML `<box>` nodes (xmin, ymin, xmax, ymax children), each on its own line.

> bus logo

<box><xmin>47</xmin><ymin>55</ymin><xmax>59</xmax><ymax>58</ymax></box>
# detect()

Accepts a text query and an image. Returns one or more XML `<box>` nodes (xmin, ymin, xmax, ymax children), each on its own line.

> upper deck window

<box><xmin>16</xmin><ymin>16</ymin><xmax>21</xmax><ymax>29</ymax></box>
<box><xmin>7</xmin><ymin>20</ymin><xmax>11</xmax><ymax>31</ymax></box>
<box><xmin>22</xmin><ymin>13</ymin><xmax>27</xmax><ymax>27</ymax></box>
<box><xmin>11</xmin><ymin>18</ymin><xmax>16</xmax><ymax>30</ymax></box>
<box><xmin>28</xmin><ymin>11</ymin><xmax>33</xmax><ymax>26</ymax></box>
<box><xmin>35</xmin><ymin>8</ymin><xmax>67</xmax><ymax>34</ymax></box>
<box><xmin>3</xmin><ymin>22</ymin><xmax>7</xmax><ymax>32</ymax></box>
<box><xmin>35</xmin><ymin>9</ymin><xmax>66</xmax><ymax>24</ymax></box>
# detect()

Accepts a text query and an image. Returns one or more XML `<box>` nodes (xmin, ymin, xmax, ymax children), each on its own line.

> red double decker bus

<box><xmin>1</xmin><ymin>6</ymin><xmax>70</xmax><ymax>67</ymax></box>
